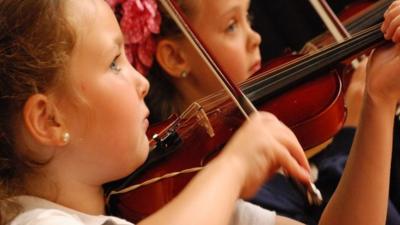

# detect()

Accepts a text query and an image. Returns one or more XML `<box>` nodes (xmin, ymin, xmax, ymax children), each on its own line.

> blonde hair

<box><xmin>0</xmin><ymin>0</ymin><xmax>76</xmax><ymax>223</ymax></box>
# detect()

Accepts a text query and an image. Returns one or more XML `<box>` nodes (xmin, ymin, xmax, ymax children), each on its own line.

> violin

<box><xmin>104</xmin><ymin>0</ymin><xmax>387</xmax><ymax>222</ymax></box>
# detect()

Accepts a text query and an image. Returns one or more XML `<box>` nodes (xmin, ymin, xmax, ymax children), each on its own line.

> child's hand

<box><xmin>382</xmin><ymin>0</ymin><xmax>400</xmax><ymax>42</ymax></box>
<box><xmin>220</xmin><ymin>112</ymin><xmax>311</xmax><ymax>199</ymax></box>
<box><xmin>365</xmin><ymin>43</ymin><xmax>400</xmax><ymax>105</ymax></box>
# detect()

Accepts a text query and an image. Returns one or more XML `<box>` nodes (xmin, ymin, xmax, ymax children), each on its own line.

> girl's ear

<box><xmin>23</xmin><ymin>94</ymin><xmax>67</xmax><ymax>146</ymax></box>
<box><xmin>155</xmin><ymin>38</ymin><xmax>191</xmax><ymax>78</ymax></box>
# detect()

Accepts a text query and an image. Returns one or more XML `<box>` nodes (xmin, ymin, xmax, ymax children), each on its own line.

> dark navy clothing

<box><xmin>250</xmin><ymin>120</ymin><xmax>400</xmax><ymax>225</ymax></box>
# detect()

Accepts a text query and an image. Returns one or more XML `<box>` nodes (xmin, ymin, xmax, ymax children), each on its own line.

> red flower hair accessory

<box><xmin>107</xmin><ymin>0</ymin><xmax>161</xmax><ymax>75</ymax></box>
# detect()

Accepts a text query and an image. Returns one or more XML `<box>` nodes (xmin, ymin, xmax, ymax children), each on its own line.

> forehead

<box><xmin>192</xmin><ymin>0</ymin><xmax>250</xmax><ymax>16</ymax></box>
<box><xmin>63</xmin><ymin>0</ymin><xmax>123</xmax><ymax>76</ymax></box>
<box><xmin>64</xmin><ymin>0</ymin><xmax>121</xmax><ymax>37</ymax></box>
<box><xmin>64</xmin><ymin>0</ymin><xmax>122</xmax><ymax>51</ymax></box>
<box><xmin>64</xmin><ymin>0</ymin><xmax>97</xmax><ymax>30</ymax></box>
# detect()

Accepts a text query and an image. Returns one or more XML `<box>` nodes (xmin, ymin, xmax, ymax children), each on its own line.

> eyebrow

<box><xmin>113</xmin><ymin>34</ymin><xmax>123</xmax><ymax>48</ymax></box>
<box><xmin>220</xmin><ymin>0</ymin><xmax>250</xmax><ymax>19</ymax></box>
<box><xmin>221</xmin><ymin>5</ymin><xmax>240</xmax><ymax>18</ymax></box>
<box><xmin>100</xmin><ymin>34</ymin><xmax>123</xmax><ymax>64</ymax></box>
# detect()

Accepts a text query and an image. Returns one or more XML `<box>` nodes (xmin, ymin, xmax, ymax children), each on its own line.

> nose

<box><xmin>247</xmin><ymin>26</ymin><xmax>262</xmax><ymax>52</ymax></box>
<box><xmin>136</xmin><ymin>70</ymin><xmax>150</xmax><ymax>98</ymax></box>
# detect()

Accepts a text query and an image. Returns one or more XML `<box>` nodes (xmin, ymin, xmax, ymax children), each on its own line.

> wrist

<box><xmin>363</xmin><ymin>91</ymin><xmax>397</xmax><ymax>116</ymax></box>
<box><xmin>211</xmin><ymin>151</ymin><xmax>248</xmax><ymax>195</ymax></box>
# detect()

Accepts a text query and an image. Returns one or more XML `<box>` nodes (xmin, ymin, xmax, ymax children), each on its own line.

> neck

<box><xmin>26</xmin><ymin>167</ymin><xmax>106</xmax><ymax>215</ymax></box>
<box><xmin>172</xmin><ymin>76</ymin><xmax>218</xmax><ymax>114</ymax></box>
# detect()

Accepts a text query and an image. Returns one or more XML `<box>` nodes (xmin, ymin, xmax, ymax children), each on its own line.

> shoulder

<box><xmin>10</xmin><ymin>196</ymin><xmax>134</xmax><ymax>225</ymax></box>
<box><xmin>231</xmin><ymin>199</ymin><xmax>276</xmax><ymax>225</ymax></box>
<box><xmin>10</xmin><ymin>208</ymin><xmax>85</xmax><ymax>225</ymax></box>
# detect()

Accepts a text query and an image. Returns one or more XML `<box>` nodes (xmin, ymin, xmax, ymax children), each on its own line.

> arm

<box><xmin>319</xmin><ymin>45</ymin><xmax>400</xmax><ymax>225</ymax></box>
<box><xmin>319</xmin><ymin>2</ymin><xmax>400</xmax><ymax>224</ymax></box>
<box><xmin>319</xmin><ymin>83</ymin><xmax>396</xmax><ymax>225</ymax></box>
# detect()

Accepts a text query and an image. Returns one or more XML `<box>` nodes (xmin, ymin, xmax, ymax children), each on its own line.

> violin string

<box><xmin>282</xmin><ymin>24</ymin><xmax>380</xmax><ymax>75</ymax></box>
<box><xmin>347</xmin><ymin>0</ymin><xmax>392</xmax><ymax>33</ymax></box>
<box><xmin>197</xmin><ymin>23</ymin><xmax>382</xmax><ymax>111</ymax></box>
<box><xmin>255</xmin><ymin>23</ymin><xmax>379</xmax><ymax>77</ymax></box>
<box><xmin>240</xmin><ymin>23</ymin><xmax>382</xmax><ymax>101</ymax></box>
<box><xmin>233</xmin><ymin>24</ymin><xmax>379</xmax><ymax>90</ymax></box>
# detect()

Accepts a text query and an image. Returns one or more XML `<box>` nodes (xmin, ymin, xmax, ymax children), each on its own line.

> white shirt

<box><xmin>10</xmin><ymin>196</ymin><xmax>275</xmax><ymax>225</ymax></box>
<box><xmin>10</xmin><ymin>196</ymin><xmax>131</xmax><ymax>225</ymax></box>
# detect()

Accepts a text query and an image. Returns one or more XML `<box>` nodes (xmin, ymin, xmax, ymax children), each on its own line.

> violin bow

<box><xmin>159</xmin><ymin>0</ymin><xmax>323</xmax><ymax>205</ymax></box>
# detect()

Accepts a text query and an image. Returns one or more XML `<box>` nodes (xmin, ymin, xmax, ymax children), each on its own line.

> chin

<box><xmin>137</xmin><ymin>140</ymin><xmax>150</xmax><ymax>165</ymax></box>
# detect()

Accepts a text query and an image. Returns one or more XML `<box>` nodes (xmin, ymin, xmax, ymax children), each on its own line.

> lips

<box><xmin>143</xmin><ymin>109</ymin><xmax>150</xmax><ymax>130</ymax></box>
<box><xmin>250</xmin><ymin>60</ymin><xmax>261</xmax><ymax>75</ymax></box>
<box><xmin>143</xmin><ymin>118</ymin><xmax>149</xmax><ymax>131</ymax></box>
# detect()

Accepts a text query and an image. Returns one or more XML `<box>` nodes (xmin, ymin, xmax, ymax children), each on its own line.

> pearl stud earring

<box><xmin>62</xmin><ymin>132</ymin><xmax>70</xmax><ymax>144</ymax></box>
<box><xmin>180</xmin><ymin>70</ymin><xmax>188</xmax><ymax>78</ymax></box>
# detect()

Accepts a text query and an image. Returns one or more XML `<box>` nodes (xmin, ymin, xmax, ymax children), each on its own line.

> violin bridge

<box><xmin>197</xmin><ymin>106</ymin><xmax>215</xmax><ymax>138</ymax></box>
<box><xmin>181</xmin><ymin>102</ymin><xmax>215</xmax><ymax>138</ymax></box>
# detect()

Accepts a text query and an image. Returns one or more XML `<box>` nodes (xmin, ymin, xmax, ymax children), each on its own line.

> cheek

<box><xmin>92</xmin><ymin>98</ymin><xmax>148</xmax><ymax>175</ymax></box>
<box><xmin>101</xmin><ymin>95</ymin><xmax>142</xmax><ymax>143</ymax></box>
<box><xmin>82</xmin><ymin>80</ymin><xmax>145</xmax><ymax>151</ymax></box>
<box><xmin>210</xmin><ymin>42</ymin><xmax>249</xmax><ymax>83</ymax></box>
<box><xmin>220</xmin><ymin>53</ymin><xmax>249</xmax><ymax>83</ymax></box>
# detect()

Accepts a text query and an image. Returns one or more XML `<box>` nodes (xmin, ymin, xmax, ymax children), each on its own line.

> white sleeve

<box><xmin>10</xmin><ymin>208</ymin><xmax>134</xmax><ymax>225</ymax></box>
<box><xmin>10</xmin><ymin>209</ymin><xmax>87</xmax><ymax>225</ymax></box>
<box><xmin>230</xmin><ymin>199</ymin><xmax>276</xmax><ymax>225</ymax></box>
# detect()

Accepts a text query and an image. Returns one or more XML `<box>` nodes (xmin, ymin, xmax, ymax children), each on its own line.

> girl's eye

<box><xmin>110</xmin><ymin>55</ymin><xmax>122</xmax><ymax>73</ymax></box>
<box><xmin>226</xmin><ymin>19</ymin><xmax>238</xmax><ymax>33</ymax></box>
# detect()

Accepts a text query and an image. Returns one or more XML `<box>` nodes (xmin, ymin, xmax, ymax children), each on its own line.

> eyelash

<box><xmin>226</xmin><ymin>19</ymin><xmax>238</xmax><ymax>33</ymax></box>
<box><xmin>110</xmin><ymin>55</ymin><xmax>122</xmax><ymax>73</ymax></box>
<box><xmin>225</xmin><ymin>13</ymin><xmax>254</xmax><ymax>33</ymax></box>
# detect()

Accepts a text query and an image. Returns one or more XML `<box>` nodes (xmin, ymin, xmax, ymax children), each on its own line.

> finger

<box><xmin>394</xmin><ymin>27</ymin><xmax>400</xmax><ymax>42</ymax></box>
<box><xmin>266</xmin><ymin>118</ymin><xmax>311</xmax><ymax>172</ymax></box>
<box><xmin>383</xmin><ymin>4</ymin><xmax>400</xmax><ymax>33</ymax></box>
<box><xmin>384</xmin><ymin>1</ymin><xmax>399</xmax><ymax>18</ymax></box>
<box><xmin>279</xmin><ymin>126</ymin><xmax>311</xmax><ymax>172</ymax></box>
<box><xmin>385</xmin><ymin>1</ymin><xmax>400</xmax><ymax>18</ymax></box>
<box><xmin>383</xmin><ymin>4</ymin><xmax>396</xmax><ymax>31</ymax></box>
<box><xmin>383</xmin><ymin>7</ymin><xmax>400</xmax><ymax>38</ymax></box>
<box><xmin>276</xmin><ymin>146</ymin><xmax>311</xmax><ymax>184</ymax></box>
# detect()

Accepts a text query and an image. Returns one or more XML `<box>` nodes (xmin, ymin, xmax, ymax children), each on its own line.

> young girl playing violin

<box><xmin>110</xmin><ymin>0</ymin><xmax>400</xmax><ymax>224</ymax></box>
<box><xmin>143</xmin><ymin>0</ymin><xmax>261</xmax><ymax>123</ymax></box>
<box><xmin>0</xmin><ymin>0</ymin><xmax>399</xmax><ymax>225</ymax></box>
